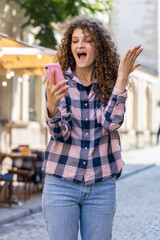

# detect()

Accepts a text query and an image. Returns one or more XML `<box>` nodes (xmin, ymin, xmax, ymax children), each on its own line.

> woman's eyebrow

<box><xmin>72</xmin><ymin>35</ymin><xmax>91</xmax><ymax>38</ymax></box>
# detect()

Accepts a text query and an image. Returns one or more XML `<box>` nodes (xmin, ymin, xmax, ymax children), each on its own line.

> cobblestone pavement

<box><xmin>0</xmin><ymin>212</ymin><xmax>48</xmax><ymax>240</ymax></box>
<box><xmin>0</xmin><ymin>153</ymin><xmax>160</xmax><ymax>239</ymax></box>
<box><xmin>112</xmin><ymin>165</ymin><xmax>160</xmax><ymax>240</ymax></box>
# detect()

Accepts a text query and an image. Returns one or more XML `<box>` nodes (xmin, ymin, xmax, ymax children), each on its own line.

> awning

<box><xmin>0</xmin><ymin>32</ymin><xmax>56</xmax><ymax>76</ymax></box>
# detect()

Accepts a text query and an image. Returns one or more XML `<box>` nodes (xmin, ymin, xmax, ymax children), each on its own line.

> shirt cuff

<box><xmin>46</xmin><ymin>108</ymin><xmax>61</xmax><ymax>124</ymax></box>
<box><xmin>112</xmin><ymin>87</ymin><xmax>124</xmax><ymax>95</ymax></box>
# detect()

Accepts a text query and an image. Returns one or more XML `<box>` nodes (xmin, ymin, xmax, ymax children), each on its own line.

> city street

<box><xmin>0</xmin><ymin>146</ymin><xmax>160</xmax><ymax>240</ymax></box>
<box><xmin>0</xmin><ymin>0</ymin><xmax>160</xmax><ymax>239</ymax></box>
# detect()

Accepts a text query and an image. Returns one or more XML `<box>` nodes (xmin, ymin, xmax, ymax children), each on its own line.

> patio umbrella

<box><xmin>0</xmin><ymin>32</ymin><xmax>56</xmax><ymax>76</ymax></box>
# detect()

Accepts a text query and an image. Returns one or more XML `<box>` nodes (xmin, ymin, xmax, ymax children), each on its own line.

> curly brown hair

<box><xmin>56</xmin><ymin>16</ymin><xmax>120</xmax><ymax>103</ymax></box>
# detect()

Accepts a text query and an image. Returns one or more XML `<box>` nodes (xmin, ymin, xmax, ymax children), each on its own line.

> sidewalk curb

<box><xmin>0</xmin><ymin>204</ymin><xmax>42</xmax><ymax>226</ymax></box>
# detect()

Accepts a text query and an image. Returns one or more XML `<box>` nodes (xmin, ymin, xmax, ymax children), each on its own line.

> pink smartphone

<box><xmin>44</xmin><ymin>63</ymin><xmax>64</xmax><ymax>85</ymax></box>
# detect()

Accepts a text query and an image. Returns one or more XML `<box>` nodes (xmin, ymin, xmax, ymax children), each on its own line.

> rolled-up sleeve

<box><xmin>46</xmin><ymin>97</ymin><xmax>72</xmax><ymax>142</ymax></box>
<box><xmin>96</xmin><ymin>87</ymin><xmax>127</xmax><ymax>131</ymax></box>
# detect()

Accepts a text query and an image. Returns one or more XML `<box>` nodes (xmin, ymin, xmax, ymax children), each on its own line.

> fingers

<box><xmin>56</xmin><ymin>91</ymin><xmax>68</xmax><ymax>102</ymax></box>
<box><xmin>46</xmin><ymin>78</ymin><xmax>49</xmax><ymax>88</ymax></box>
<box><xmin>124</xmin><ymin>49</ymin><xmax>131</xmax><ymax>59</ymax></box>
<box><xmin>133</xmin><ymin>47</ymin><xmax>143</xmax><ymax>63</ymax></box>
<box><xmin>125</xmin><ymin>45</ymin><xmax>143</xmax><ymax>60</ymax></box>
<box><xmin>51</xmin><ymin>87</ymin><xmax>68</xmax><ymax>106</ymax></box>
<box><xmin>132</xmin><ymin>63</ymin><xmax>142</xmax><ymax>72</ymax></box>
<box><xmin>47</xmin><ymin>75</ymin><xmax>68</xmax><ymax>91</ymax></box>
<box><xmin>131</xmin><ymin>45</ymin><xmax>143</xmax><ymax>58</ymax></box>
<box><xmin>55</xmin><ymin>79</ymin><xmax>68</xmax><ymax>89</ymax></box>
<box><xmin>49</xmin><ymin>70</ymin><xmax>68</xmax><ymax>89</ymax></box>
<box><xmin>47</xmin><ymin>82</ymin><xmax>69</xmax><ymax>99</ymax></box>
<box><xmin>129</xmin><ymin>45</ymin><xmax>143</xmax><ymax>62</ymax></box>
<box><xmin>123</xmin><ymin>45</ymin><xmax>143</xmax><ymax>73</ymax></box>
<box><xmin>130</xmin><ymin>44</ymin><xmax>141</xmax><ymax>54</ymax></box>
<box><xmin>55</xmin><ymin>84</ymin><xmax>69</xmax><ymax>96</ymax></box>
<box><xmin>47</xmin><ymin>79</ymin><xmax>69</xmax><ymax>106</ymax></box>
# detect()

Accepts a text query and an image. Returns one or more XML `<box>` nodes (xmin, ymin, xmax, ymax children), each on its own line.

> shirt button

<box><xmin>86</xmin><ymin>132</ymin><xmax>88</xmax><ymax>136</ymax></box>
<box><xmin>85</xmin><ymin>118</ymin><xmax>88</xmax><ymax>121</ymax></box>
<box><xmin>85</xmin><ymin>103</ymin><xmax>88</xmax><ymax>107</ymax></box>
<box><xmin>83</xmin><ymin>161</ymin><xmax>86</xmax><ymax>165</ymax></box>
<box><xmin>85</xmin><ymin>147</ymin><xmax>88</xmax><ymax>150</ymax></box>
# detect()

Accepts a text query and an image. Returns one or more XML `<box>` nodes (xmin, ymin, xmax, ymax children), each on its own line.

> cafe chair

<box><xmin>0</xmin><ymin>152</ymin><xmax>13</xmax><ymax>206</ymax></box>
<box><xmin>0</xmin><ymin>173</ymin><xmax>13</xmax><ymax>206</ymax></box>
<box><xmin>8</xmin><ymin>146</ymin><xmax>37</xmax><ymax>200</ymax></box>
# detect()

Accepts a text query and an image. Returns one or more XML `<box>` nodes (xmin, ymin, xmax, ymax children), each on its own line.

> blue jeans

<box><xmin>42</xmin><ymin>174</ymin><xmax>116</xmax><ymax>240</ymax></box>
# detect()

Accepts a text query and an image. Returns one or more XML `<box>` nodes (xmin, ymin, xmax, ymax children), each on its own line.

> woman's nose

<box><xmin>77</xmin><ymin>40</ymin><xmax>84</xmax><ymax>48</ymax></box>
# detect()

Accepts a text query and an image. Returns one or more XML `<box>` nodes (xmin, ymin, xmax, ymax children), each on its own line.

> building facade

<box><xmin>0</xmin><ymin>0</ymin><xmax>160</xmax><ymax>153</ymax></box>
<box><xmin>0</xmin><ymin>0</ymin><xmax>47</xmax><ymax>152</ymax></box>
<box><xmin>110</xmin><ymin>0</ymin><xmax>160</xmax><ymax>150</ymax></box>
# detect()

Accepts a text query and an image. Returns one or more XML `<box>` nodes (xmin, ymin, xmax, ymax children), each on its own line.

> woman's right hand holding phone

<box><xmin>46</xmin><ymin>70</ymin><xmax>69</xmax><ymax>118</ymax></box>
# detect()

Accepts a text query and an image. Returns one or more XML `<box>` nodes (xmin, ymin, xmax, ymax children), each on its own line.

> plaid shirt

<box><xmin>42</xmin><ymin>68</ymin><xmax>127</xmax><ymax>185</ymax></box>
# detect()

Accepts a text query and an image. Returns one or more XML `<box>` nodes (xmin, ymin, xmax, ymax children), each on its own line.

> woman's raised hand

<box><xmin>46</xmin><ymin>70</ymin><xmax>69</xmax><ymax>118</ymax></box>
<box><xmin>115</xmin><ymin>45</ymin><xmax>143</xmax><ymax>91</ymax></box>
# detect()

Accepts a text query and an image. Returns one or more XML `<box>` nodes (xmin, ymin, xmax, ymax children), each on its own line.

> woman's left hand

<box><xmin>115</xmin><ymin>45</ymin><xmax>143</xmax><ymax>91</ymax></box>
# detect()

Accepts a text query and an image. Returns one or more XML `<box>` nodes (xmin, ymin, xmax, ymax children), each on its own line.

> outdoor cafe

<box><xmin>0</xmin><ymin>145</ymin><xmax>44</xmax><ymax>205</ymax></box>
<box><xmin>0</xmin><ymin>32</ymin><xmax>56</xmax><ymax>206</ymax></box>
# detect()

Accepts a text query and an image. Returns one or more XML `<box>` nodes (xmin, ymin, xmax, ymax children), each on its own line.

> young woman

<box><xmin>42</xmin><ymin>16</ymin><xmax>143</xmax><ymax>240</ymax></box>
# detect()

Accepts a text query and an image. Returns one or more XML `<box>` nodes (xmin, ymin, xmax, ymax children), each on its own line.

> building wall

<box><xmin>110</xmin><ymin>0</ymin><xmax>158</xmax><ymax>72</ymax></box>
<box><xmin>120</xmin><ymin>68</ymin><xmax>159</xmax><ymax>150</ymax></box>
<box><xmin>0</xmin><ymin>0</ymin><xmax>160</xmax><ymax>152</ymax></box>
<box><xmin>110</xmin><ymin>0</ymin><xmax>160</xmax><ymax>149</ymax></box>
<box><xmin>0</xmin><ymin>0</ymin><xmax>26</xmax><ymax>39</ymax></box>
<box><xmin>0</xmin><ymin>1</ymin><xmax>47</xmax><ymax>152</ymax></box>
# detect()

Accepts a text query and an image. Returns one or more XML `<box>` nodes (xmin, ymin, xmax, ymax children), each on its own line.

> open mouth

<box><xmin>77</xmin><ymin>52</ymin><xmax>87</xmax><ymax>59</ymax></box>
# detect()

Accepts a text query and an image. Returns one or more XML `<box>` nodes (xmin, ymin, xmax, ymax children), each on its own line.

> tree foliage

<box><xmin>8</xmin><ymin>0</ymin><xmax>114</xmax><ymax>48</ymax></box>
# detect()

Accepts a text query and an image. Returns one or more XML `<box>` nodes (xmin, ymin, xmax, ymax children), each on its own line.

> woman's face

<box><xmin>71</xmin><ymin>28</ymin><xmax>96</xmax><ymax>70</ymax></box>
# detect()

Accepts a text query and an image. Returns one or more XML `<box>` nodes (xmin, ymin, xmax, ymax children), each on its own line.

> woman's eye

<box><xmin>85</xmin><ymin>39</ymin><xmax>92</xmax><ymax>43</ymax></box>
<box><xmin>72</xmin><ymin>40</ymin><xmax>78</xmax><ymax>43</ymax></box>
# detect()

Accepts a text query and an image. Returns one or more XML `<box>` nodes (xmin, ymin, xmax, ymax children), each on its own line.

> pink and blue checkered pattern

<box><xmin>42</xmin><ymin>68</ymin><xmax>127</xmax><ymax>185</ymax></box>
